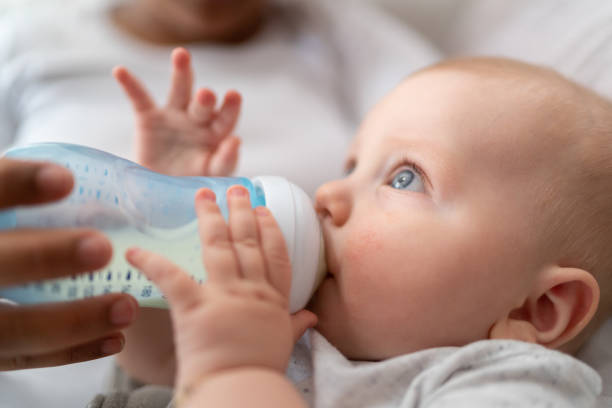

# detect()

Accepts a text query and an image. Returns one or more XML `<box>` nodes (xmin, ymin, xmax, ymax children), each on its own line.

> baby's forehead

<box><xmin>362</xmin><ymin>73</ymin><xmax>556</xmax><ymax>147</ymax></box>
<box><xmin>352</xmin><ymin>64</ymin><xmax>594</xmax><ymax>182</ymax></box>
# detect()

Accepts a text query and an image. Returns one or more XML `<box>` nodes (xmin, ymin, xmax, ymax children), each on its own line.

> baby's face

<box><xmin>308</xmin><ymin>69</ymin><xmax>570</xmax><ymax>360</ymax></box>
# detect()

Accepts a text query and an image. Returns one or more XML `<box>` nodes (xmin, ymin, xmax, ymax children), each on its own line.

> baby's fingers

<box><xmin>291</xmin><ymin>310</ymin><xmax>318</xmax><ymax>344</ymax></box>
<box><xmin>125</xmin><ymin>248</ymin><xmax>201</xmax><ymax>314</ymax></box>
<box><xmin>212</xmin><ymin>91</ymin><xmax>242</xmax><ymax>137</ymax></box>
<box><xmin>188</xmin><ymin>88</ymin><xmax>217</xmax><ymax>126</ymax></box>
<box><xmin>195</xmin><ymin>189</ymin><xmax>241</xmax><ymax>283</ymax></box>
<box><xmin>254</xmin><ymin>206</ymin><xmax>292</xmax><ymax>297</ymax></box>
<box><xmin>167</xmin><ymin>47</ymin><xmax>193</xmax><ymax>110</ymax></box>
<box><xmin>112</xmin><ymin>66</ymin><xmax>155</xmax><ymax>113</ymax></box>
<box><xmin>208</xmin><ymin>136</ymin><xmax>241</xmax><ymax>177</ymax></box>
<box><xmin>227</xmin><ymin>186</ymin><xmax>266</xmax><ymax>281</ymax></box>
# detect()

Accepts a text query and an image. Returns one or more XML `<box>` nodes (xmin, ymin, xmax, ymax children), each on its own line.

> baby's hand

<box><xmin>113</xmin><ymin>47</ymin><xmax>241</xmax><ymax>177</ymax></box>
<box><xmin>125</xmin><ymin>186</ymin><xmax>316</xmax><ymax>395</ymax></box>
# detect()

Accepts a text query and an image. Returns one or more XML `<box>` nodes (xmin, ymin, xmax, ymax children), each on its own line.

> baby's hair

<box><xmin>416</xmin><ymin>58</ymin><xmax>612</xmax><ymax>352</ymax></box>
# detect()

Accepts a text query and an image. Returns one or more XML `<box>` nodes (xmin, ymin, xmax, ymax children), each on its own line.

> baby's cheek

<box><xmin>343</xmin><ymin>226</ymin><xmax>385</xmax><ymax>265</ymax></box>
<box><xmin>341</xmin><ymin>226</ymin><xmax>387</xmax><ymax>305</ymax></box>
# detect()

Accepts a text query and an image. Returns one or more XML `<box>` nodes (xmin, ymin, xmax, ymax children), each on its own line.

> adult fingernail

<box><xmin>101</xmin><ymin>337</ymin><xmax>124</xmax><ymax>355</ymax></box>
<box><xmin>77</xmin><ymin>236</ymin><xmax>111</xmax><ymax>268</ymax></box>
<box><xmin>37</xmin><ymin>165</ymin><xmax>73</xmax><ymax>196</ymax></box>
<box><xmin>110</xmin><ymin>298</ymin><xmax>135</xmax><ymax>326</ymax></box>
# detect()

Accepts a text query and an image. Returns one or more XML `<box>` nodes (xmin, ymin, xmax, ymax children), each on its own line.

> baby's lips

<box><xmin>317</xmin><ymin>227</ymin><xmax>331</xmax><ymax>276</ymax></box>
<box><xmin>322</xmin><ymin>239</ymin><xmax>340</xmax><ymax>279</ymax></box>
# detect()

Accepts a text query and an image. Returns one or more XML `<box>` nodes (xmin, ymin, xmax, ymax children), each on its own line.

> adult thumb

<box><xmin>291</xmin><ymin>309</ymin><xmax>318</xmax><ymax>343</ymax></box>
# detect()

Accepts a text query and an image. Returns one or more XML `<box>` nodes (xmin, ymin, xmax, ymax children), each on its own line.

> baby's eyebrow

<box><xmin>343</xmin><ymin>156</ymin><xmax>356</xmax><ymax>172</ymax></box>
<box><xmin>343</xmin><ymin>143</ymin><xmax>360</xmax><ymax>171</ymax></box>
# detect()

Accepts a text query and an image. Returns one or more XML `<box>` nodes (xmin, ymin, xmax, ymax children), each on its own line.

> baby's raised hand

<box><xmin>125</xmin><ymin>186</ymin><xmax>316</xmax><ymax>396</ymax></box>
<box><xmin>113</xmin><ymin>48</ymin><xmax>241</xmax><ymax>177</ymax></box>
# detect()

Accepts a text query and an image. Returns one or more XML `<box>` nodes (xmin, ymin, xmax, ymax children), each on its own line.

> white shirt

<box><xmin>0</xmin><ymin>0</ymin><xmax>440</xmax><ymax>197</ymax></box>
<box><xmin>287</xmin><ymin>330</ymin><xmax>602</xmax><ymax>408</ymax></box>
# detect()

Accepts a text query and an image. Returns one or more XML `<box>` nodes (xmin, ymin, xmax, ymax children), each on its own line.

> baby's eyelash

<box><xmin>389</xmin><ymin>155</ymin><xmax>430</xmax><ymax>191</ymax></box>
<box><xmin>394</xmin><ymin>156</ymin><xmax>423</xmax><ymax>177</ymax></box>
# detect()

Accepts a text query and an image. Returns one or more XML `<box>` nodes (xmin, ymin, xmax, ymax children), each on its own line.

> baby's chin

<box><xmin>305</xmin><ymin>277</ymin><xmax>376</xmax><ymax>360</ymax></box>
<box><xmin>306</xmin><ymin>277</ymin><xmax>342</xmax><ymax>337</ymax></box>
<box><xmin>305</xmin><ymin>277</ymin><xmax>330</xmax><ymax>321</ymax></box>
<box><xmin>305</xmin><ymin>278</ymin><xmax>431</xmax><ymax>361</ymax></box>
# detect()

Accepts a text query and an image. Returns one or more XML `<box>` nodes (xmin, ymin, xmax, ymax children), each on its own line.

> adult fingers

<box><xmin>126</xmin><ymin>247</ymin><xmax>201</xmax><ymax>314</ymax></box>
<box><xmin>211</xmin><ymin>90</ymin><xmax>241</xmax><ymax>138</ymax></box>
<box><xmin>254</xmin><ymin>206</ymin><xmax>292</xmax><ymax>296</ymax></box>
<box><xmin>166</xmin><ymin>47</ymin><xmax>193</xmax><ymax>110</ymax></box>
<box><xmin>194</xmin><ymin>188</ymin><xmax>241</xmax><ymax>283</ymax></box>
<box><xmin>0</xmin><ymin>333</ymin><xmax>125</xmax><ymax>370</ymax></box>
<box><xmin>291</xmin><ymin>310</ymin><xmax>318</xmax><ymax>344</ymax></box>
<box><xmin>188</xmin><ymin>88</ymin><xmax>217</xmax><ymax>125</ymax></box>
<box><xmin>208</xmin><ymin>136</ymin><xmax>241</xmax><ymax>177</ymax></box>
<box><xmin>0</xmin><ymin>229</ymin><xmax>111</xmax><ymax>287</ymax></box>
<box><xmin>0</xmin><ymin>159</ymin><xmax>73</xmax><ymax>210</ymax></box>
<box><xmin>227</xmin><ymin>186</ymin><xmax>267</xmax><ymax>281</ymax></box>
<box><xmin>0</xmin><ymin>293</ymin><xmax>137</xmax><ymax>357</ymax></box>
<box><xmin>113</xmin><ymin>66</ymin><xmax>156</xmax><ymax>112</ymax></box>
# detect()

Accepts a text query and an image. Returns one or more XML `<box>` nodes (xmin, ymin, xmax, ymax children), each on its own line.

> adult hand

<box><xmin>0</xmin><ymin>158</ymin><xmax>138</xmax><ymax>370</ymax></box>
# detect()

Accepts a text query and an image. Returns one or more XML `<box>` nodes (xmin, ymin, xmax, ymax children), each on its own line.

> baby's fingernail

<box><xmin>228</xmin><ymin>186</ymin><xmax>247</xmax><ymax>197</ymax></box>
<box><xmin>78</xmin><ymin>236</ymin><xmax>111</xmax><ymax>268</ymax></box>
<box><xmin>197</xmin><ymin>189</ymin><xmax>216</xmax><ymax>201</ymax></box>
<box><xmin>110</xmin><ymin>298</ymin><xmax>136</xmax><ymax>326</ymax></box>
<box><xmin>255</xmin><ymin>206</ymin><xmax>268</xmax><ymax>216</ymax></box>
<box><xmin>101</xmin><ymin>337</ymin><xmax>124</xmax><ymax>355</ymax></box>
<box><xmin>125</xmin><ymin>247</ymin><xmax>139</xmax><ymax>259</ymax></box>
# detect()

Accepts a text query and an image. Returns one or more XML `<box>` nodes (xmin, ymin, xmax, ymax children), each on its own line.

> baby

<box><xmin>98</xmin><ymin>53</ymin><xmax>612</xmax><ymax>407</ymax></box>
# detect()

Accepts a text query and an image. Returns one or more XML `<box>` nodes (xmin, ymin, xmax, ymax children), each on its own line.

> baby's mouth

<box><xmin>319</xmin><ymin>226</ymin><xmax>339</xmax><ymax>279</ymax></box>
<box><xmin>323</xmin><ymin>259</ymin><xmax>338</xmax><ymax>280</ymax></box>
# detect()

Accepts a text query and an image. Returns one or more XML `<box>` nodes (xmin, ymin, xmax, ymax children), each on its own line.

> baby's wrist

<box><xmin>174</xmin><ymin>366</ymin><xmax>284</xmax><ymax>408</ymax></box>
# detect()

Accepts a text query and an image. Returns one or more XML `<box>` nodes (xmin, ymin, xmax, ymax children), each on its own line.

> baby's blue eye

<box><xmin>389</xmin><ymin>169</ymin><xmax>424</xmax><ymax>192</ymax></box>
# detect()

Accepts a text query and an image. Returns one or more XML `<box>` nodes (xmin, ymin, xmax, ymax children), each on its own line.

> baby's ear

<box><xmin>489</xmin><ymin>266</ymin><xmax>600</xmax><ymax>349</ymax></box>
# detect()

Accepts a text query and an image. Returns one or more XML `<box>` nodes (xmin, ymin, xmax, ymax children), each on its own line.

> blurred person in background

<box><xmin>0</xmin><ymin>0</ymin><xmax>439</xmax><ymax>196</ymax></box>
<box><xmin>0</xmin><ymin>0</ymin><xmax>439</xmax><ymax>406</ymax></box>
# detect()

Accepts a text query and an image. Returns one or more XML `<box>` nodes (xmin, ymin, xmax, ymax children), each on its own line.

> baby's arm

<box><xmin>125</xmin><ymin>186</ymin><xmax>316</xmax><ymax>407</ymax></box>
<box><xmin>110</xmin><ymin>48</ymin><xmax>242</xmax><ymax>386</ymax></box>
<box><xmin>113</xmin><ymin>47</ymin><xmax>242</xmax><ymax>177</ymax></box>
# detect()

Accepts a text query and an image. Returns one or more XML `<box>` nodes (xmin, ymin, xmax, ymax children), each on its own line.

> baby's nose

<box><xmin>314</xmin><ymin>180</ymin><xmax>351</xmax><ymax>227</ymax></box>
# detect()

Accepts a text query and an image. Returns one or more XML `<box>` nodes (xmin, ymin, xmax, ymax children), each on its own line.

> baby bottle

<box><xmin>0</xmin><ymin>143</ymin><xmax>326</xmax><ymax>313</ymax></box>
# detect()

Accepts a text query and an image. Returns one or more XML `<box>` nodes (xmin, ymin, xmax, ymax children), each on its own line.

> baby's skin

<box><xmin>117</xmin><ymin>53</ymin><xmax>611</xmax><ymax>405</ymax></box>
<box><xmin>113</xmin><ymin>47</ymin><xmax>242</xmax><ymax>177</ymax></box>
<box><xmin>126</xmin><ymin>186</ymin><xmax>315</xmax><ymax>407</ymax></box>
<box><xmin>113</xmin><ymin>48</ymin><xmax>244</xmax><ymax>384</ymax></box>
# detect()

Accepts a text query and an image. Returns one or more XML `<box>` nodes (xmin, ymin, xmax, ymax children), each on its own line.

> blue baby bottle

<box><xmin>0</xmin><ymin>143</ymin><xmax>325</xmax><ymax>312</ymax></box>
